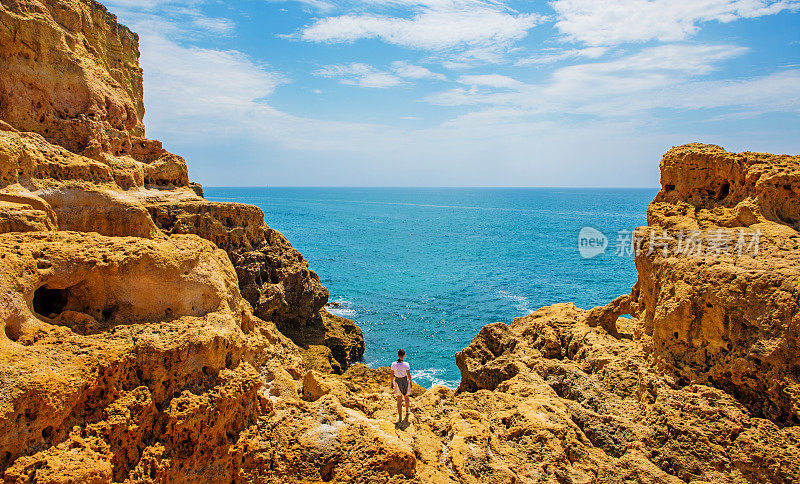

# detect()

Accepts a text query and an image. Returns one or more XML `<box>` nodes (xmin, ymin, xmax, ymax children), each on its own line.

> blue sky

<box><xmin>105</xmin><ymin>0</ymin><xmax>800</xmax><ymax>187</ymax></box>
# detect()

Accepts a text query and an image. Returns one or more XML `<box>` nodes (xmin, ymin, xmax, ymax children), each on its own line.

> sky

<box><xmin>104</xmin><ymin>0</ymin><xmax>800</xmax><ymax>187</ymax></box>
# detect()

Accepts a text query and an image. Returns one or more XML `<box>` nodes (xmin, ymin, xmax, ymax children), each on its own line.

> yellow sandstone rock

<box><xmin>0</xmin><ymin>0</ymin><xmax>363</xmax><ymax>373</ymax></box>
<box><xmin>634</xmin><ymin>143</ymin><xmax>800</xmax><ymax>423</ymax></box>
<box><xmin>0</xmin><ymin>0</ymin><xmax>798</xmax><ymax>482</ymax></box>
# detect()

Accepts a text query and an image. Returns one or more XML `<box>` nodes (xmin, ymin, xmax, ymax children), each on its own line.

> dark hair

<box><xmin>397</xmin><ymin>348</ymin><xmax>405</xmax><ymax>362</ymax></box>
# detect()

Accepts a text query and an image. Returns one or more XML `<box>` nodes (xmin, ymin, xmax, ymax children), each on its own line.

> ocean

<box><xmin>206</xmin><ymin>187</ymin><xmax>657</xmax><ymax>388</ymax></box>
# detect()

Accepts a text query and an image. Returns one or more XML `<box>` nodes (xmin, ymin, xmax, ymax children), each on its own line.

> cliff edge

<box><xmin>1</xmin><ymin>1</ymin><xmax>798</xmax><ymax>483</ymax></box>
<box><xmin>454</xmin><ymin>144</ymin><xmax>800</xmax><ymax>482</ymax></box>
<box><xmin>0</xmin><ymin>0</ymin><xmax>363</xmax><ymax>373</ymax></box>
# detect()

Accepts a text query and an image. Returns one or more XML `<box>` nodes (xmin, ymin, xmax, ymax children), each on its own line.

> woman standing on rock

<box><xmin>389</xmin><ymin>348</ymin><xmax>412</xmax><ymax>422</ymax></box>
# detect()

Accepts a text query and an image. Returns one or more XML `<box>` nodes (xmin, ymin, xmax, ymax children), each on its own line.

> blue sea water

<box><xmin>205</xmin><ymin>187</ymin><xmax>657</xmax><ymax>388</ymax></box>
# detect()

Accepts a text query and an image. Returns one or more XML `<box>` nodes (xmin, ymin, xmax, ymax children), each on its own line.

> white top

<box><xmin>391</xmin><ymin>360</ymin><xmax>410</xmax><ymax>378</ymax></box>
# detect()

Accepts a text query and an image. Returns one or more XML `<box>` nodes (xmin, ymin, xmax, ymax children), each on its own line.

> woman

<box><xmin>389</xmin><ymin>348</ymin><xmax>412</xmax><ymax>422</ymax></box>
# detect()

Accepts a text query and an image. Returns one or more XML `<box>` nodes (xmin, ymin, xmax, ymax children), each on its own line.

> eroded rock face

<box><xmin>1</xmin><ymin>0</ymin><xmax>797</xmax><ymax>481</ymax></box>
<box><xmin>0</xmin><ymin>0</ymin><xmax>365</xmax><ymax>479</ymax></box>
<box><xmin>451</xmin><ymin>145</ymin><xmax>800</xmax><ymax>482</ymax></box>
<box><xmin>633</xmin><ymin>143</ymin><xmax>800</xmax><ymax>424</ymax></box>
<box><xmin>141</xmin><ymin>194</ymin><xmax>361</xmax><ymax>371</ymax></box>
<box><xmin>0</xmin><ymin>0</ymin><xmax>363</xmax><ymax>372</ymax></box>
<box><xmin>144</xmin><ymin>198</ymin><xmax>330</xmax><ymax>327</ymax></box>
<box><xmin>0</xmin><ymin>0</ymin><xmax>144</xmax><ymax>156</ymax></box>
<box><xmin>0</xmin><ymin>232</ymin><xmax>302</xmax><ymax>480</ymax></box>
<box><xmin>454</xmin><ymin>304</ymin><xmax>800</xmax><ymax>483</ymax></box>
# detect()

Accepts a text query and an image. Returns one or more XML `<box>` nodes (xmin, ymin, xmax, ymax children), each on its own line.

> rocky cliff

<box><xmin>0</xmin><ymin>0</ymin><xmax>363</xmax><ymax>373</ymax></box>
<box><xmin>633</xmin><ymin>144</ymin><xmax>800</xmax><ymax>424</ymax></box>
<box><xmin>0</xmin><ymin>0</ymin><xmax>798</xmax><ymax>482</ymax></box>
<box><xmin>452</xmin><ymin>144</ymin><xmax>800</xmax><ymax>482</ymax></box>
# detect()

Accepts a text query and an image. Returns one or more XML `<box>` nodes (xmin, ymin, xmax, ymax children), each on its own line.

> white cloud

<box><xmin>390</xmin><ymin>60</ymin><xmax>447</xmax><ymax>80</ymax></box>
<box><xmin>266</xmin><ymin>0</ymin><xmax>336</xmax><ymax>12</ymax></box>
<box><xmin>294</xmin><ymin>1</ymin><xmax>543</xmax><ymax>64</ymax></box>
<box><xmin>138</xmin><ymin>33</ymin><xmax>406</xmax><ymax>154</ymax></box>
<box><xmin>458</xmin><ymin>74</ymin><xmax>523</xmax><ymax>88</ymax></box>
<box><xmin>140</xmin><ymin>34</ymin><xmax>286</xmax><ymax>121</ymax></box>
<box><xmin>515</xmin><ymin>46</ymin><xmax>608</xmax><ymax>65</ymax></box>
<box><xmin>129</xmin><ymin>22</ymin><xmax>660</xmax><ymax>187</ymax></box>
<box><xmin>104</xmin><ymin>0</ymin><xmax>237</xmax><ymax>37</ymax></box>
<box><xmin>667</xmin><ymin>69</ymin><xmax>800</xmax><ymax>113</ymax></box>
<box><xmin>188</xmin><ymin>15</ymin><xmax>236</xmax><ymax>36</ymax></box>
<box><xmin>314</xmin><ymin>63</ymin><xmax>403</xmax><ymax>87</ymax></box>
<box><xmin>103</xmin><ymin>0</ymin><xmax>175</xmax><ymax>9</ymax></box>
<box><xmin>299</xmin><ymin>11</ymin><xmax>540</xmax><ymax>50</ymax></box>
<box><xmin>106</xmin><ymin>1</ymin><xmax>407</xmax><ymax>155</ymax></box>
<box><xmin>551</xmin><ymin>0</ymin><xmax>800</xmax><ymax>46</ymax></box>
<box><xmin>314</xmin><ymin>61</ymin><xmax>446</xmax><ymax>87</ymax></box>
<box><xmin>102</xmin><ymin>0</ymin><xmax>800</xmax><ymax>187</ymax></box>
<box><xmin>424</xmin><ymin>44</ymin><xmax>800</xmax><ymax>119</ymax></box>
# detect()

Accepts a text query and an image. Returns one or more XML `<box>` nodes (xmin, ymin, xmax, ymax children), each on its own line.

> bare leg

<box><xmin>396</xmin><ymin>395</ymin><xmax>403</xmax><ymax>421</ymax></box>
<box><xmin>404</xmin><ymin>396</ymin><xmax>410</xmax><ymax>420</ymax></box>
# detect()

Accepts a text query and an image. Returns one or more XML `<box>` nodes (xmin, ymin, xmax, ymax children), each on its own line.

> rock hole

<box><xmin>4</xmin><ymin>323</ymin><xmax>20</xmax><ymax>342</ymax></box>
<box><xmin>717</xmin><ymin>182</ymin><xmax>730</xmax><ymax>200</ymax></box>
<box><xmin>320</xmin><ymin>462</ymin><xmax>336</xmax><ymax>481</ymax></box>
<box><xmin>41</xmin><ymin>426</ymin><xmax>53</xmax><ymax>440</ymax></box>
<box><xmin>664</xmin><ymin>184</ymin><xmax>675</xmax><ymax>192</ymax></box>
<box><xmin>673</xmin><ymin>331</ymin><xmax>679</xmax><ymax>339</ymax></box>
<box><xmin>102</xmin><ymin>306</ymin><xmax>116</xmax><ymax>320</ymax></box>
<box><xmin>32</xmin><ymin>286</ymin><xmax>68</xmax><ymax>318</ymax></box>
<box><xmin>24</xmin><ymin>408</ymin><xmax>37</xmax><ymax>421</ymax></box>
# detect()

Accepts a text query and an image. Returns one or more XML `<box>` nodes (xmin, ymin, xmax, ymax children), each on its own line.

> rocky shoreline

<box><xmin>0</xmin><ymin>0</ymin><xmax>798</xmax><ymax>482</ymax></box>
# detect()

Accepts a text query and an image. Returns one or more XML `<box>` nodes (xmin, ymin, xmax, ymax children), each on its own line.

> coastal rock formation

<box><xmin>452</xmin><ymin>145</ymin><xmax>800</xmax><ymax>482</ymax></box>
<box><xmin>0</xmin><ymin>0</ymin><xmax>144</xmax><ymax>157</ymax></box>
<box><xmin>456</xmin><ymin>304</ymin><xmax>800</xmax><ymax>483</ymax></box>
<box><xmin>0</xmin><ymin>231</ymin><xmax>303</xmax><ymax>480</ymax></box>
<box><xmin>284</xmin><ymin>310</ymin><xmax>365</xmax><ymax>374</ymax></box>
<box><xmin>634</xmin><ymin>143</ymin><xmax>800</xmax><ymax>424</ymax></box>
<box><xmin>1</xmin><ymin>0</ymin><xmax>798</xmax><ymax>482</ymax></box>
<box><xmin>0</xmin><ymin>0</ymin><xmax>363</xmax><ymax>373</ymax></box>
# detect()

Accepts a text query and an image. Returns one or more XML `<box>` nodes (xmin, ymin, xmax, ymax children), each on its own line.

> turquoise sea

<box><xmin>206</xmin><ymin>188</ymin><xmax>657</xmax><ymax>388</ymax></box>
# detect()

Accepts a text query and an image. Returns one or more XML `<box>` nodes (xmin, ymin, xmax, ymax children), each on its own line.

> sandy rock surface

<box><xmin>634</xmin><ymin>143</ymin><xmax>800</xmax><ymax>424</ymax></box>
<box><xmin>0</xmin><ymin>0</ymin><xmax>363</xmax><ymax>373</ymax></box>
<box><xmin>0</xmin><ymin>0</ymin><xmax>798</xmax><ymax>482</ymax></box>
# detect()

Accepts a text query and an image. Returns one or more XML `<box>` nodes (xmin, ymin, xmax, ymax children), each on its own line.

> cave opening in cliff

<box><xmin>32</xmin><ymin>286</ymin><xmax>69</xmax><ymax>318</ymax></box>
<box><xmin>718</xmin><ymin>182</ymin><xmax>730</xmax><ymax>200</ymax></box>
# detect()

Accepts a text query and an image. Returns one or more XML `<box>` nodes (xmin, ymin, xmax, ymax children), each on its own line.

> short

<box><xmin>393</xmin><ymin>376</ymin><xmax>411</xmax><ymax>396</ymax></box>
